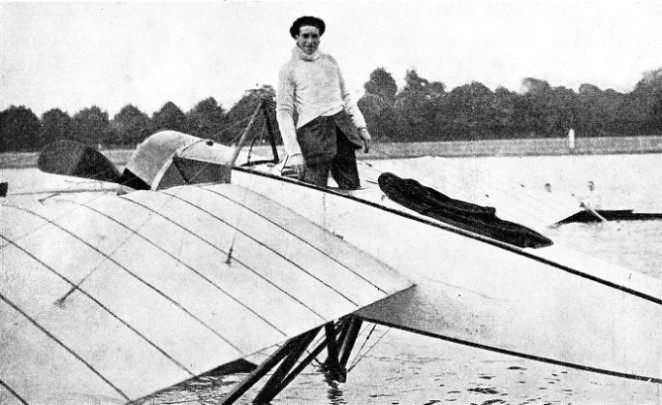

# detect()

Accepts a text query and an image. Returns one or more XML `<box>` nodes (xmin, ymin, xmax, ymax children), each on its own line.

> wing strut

<box><xmin>219</xmin><ymin>316</ymin><xmax>363</xmax><ymax>404</ymax></box>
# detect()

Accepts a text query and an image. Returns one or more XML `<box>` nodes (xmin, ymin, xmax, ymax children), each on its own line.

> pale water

<box><xmin>2</xmin><ymin>153</ymin><xmax>662</xmax><ymax>404</ymax></box>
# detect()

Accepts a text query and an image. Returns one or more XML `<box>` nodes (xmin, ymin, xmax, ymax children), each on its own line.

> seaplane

<box><xmin>1</xmin><ymin>99</ymin><xmax>661</xmax><ymax>404</ymax></box>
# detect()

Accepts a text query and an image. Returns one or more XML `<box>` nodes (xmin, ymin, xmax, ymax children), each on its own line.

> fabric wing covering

<box><xmin>378</xmin><ymin>172</ymin><xmax>553</xmax><ymax>248</ymax></box>
<box><xmin>0</xmin><ymin>183</ymin><xmax>411</xmax><ymax>404</ymax></box>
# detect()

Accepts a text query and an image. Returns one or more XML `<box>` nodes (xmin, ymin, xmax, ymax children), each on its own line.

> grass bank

<box><xmin>2</xmin><ymin>135</ymin><xmax>661</xmax><ymax>169</ymax></box>
<box><xmin>361</xmin><ymin>135</ymin><xmax>662</xmax><ymax>160</ymax></box>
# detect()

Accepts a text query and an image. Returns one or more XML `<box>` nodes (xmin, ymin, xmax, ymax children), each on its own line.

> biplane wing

<box><xmin>0</xmin><ymin>182</ymin><xmax>412</xmax><ymax>404</ymax></box>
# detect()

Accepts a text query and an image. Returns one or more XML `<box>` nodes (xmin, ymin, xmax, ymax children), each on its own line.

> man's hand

<box><xmin>289</xmin><ymin>153</ymin><xmax>305</xmax><ymax>180</ymax></box>
<box><xmin>359</xmin><ymin>128</ymin><xmax>371</xmax><ymax>153</ymax></box>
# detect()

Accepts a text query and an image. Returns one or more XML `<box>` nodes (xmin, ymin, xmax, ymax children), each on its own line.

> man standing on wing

<box><xmin>276</xmin><ymin>16</ymin><xmax>371</xmax><ymax>189</ymax></box>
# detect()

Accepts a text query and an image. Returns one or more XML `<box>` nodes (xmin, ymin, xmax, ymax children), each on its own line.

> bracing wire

<box><xmin>223</xmin><ymin>107</ymin><xmax>266</xmax><ymax>264</ymax></box>
<box><xmin>347</xmin><ymin>325</ymin><xmax>390</xmax><ymax>372</ymax></box>
<box><xmin>247</xmin><ymin>120</ymin><xmax>268</xmax><ymax>165</ymax></box>
<box><xmin>203</xmin><ymin>114</ymin><xmax>255</xmax><ymax>145</ymax></box>
<box><xmin>347</xmin><ymin>324</ymin><xmax>376</xmax><ymax>367</ymax></box>
<box><xmin>51</xmin><ymin>187</ymin><xmax>190</xmax><ymax>307</ymax></box>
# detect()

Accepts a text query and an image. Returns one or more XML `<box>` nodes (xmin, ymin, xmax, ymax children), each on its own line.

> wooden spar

<box><xmin>229</xmin><ymin>100</ymin><xmax>264</xmax><ymax>167</ymax></box>
<box><xmin>283</xmin><ymin>320</ymin><xmax>347</xmax><ymax>387</ymax></box>
<box><xmin>323</xmin><ymin>323</ymin><xmax>343</xmax><ymax>380</ymax></box>
<box><xmin>252</xmin><ymin>328</ymin><xmax>320</xmax><ymax>404</ymax></box>
<box><xmin>339</xmin><ymin>317</ymin><xmax>363</xmax><ymax>368</ymax></box>
<box><xmin>321</xmin><ymin>317</ymin><xmax>352</xmax><ymax>382</ymax></box>
<box><xmin>261</xmin><ymin>99</ymin><xmax>280</xmax><ymax>163</ymax></box>
<box><xmin>259</xmin><ymin>319</ymin><xmax>355</xmax><ymax>402</ymax></box>
<box><xmin>221</xmin><ymin>319</ymin><xmax>358</xmax><ymax>405</ymax></box>
<box><xmin>220</xmin><ymin>334</ymin><xmax>301</xmax><ymax>405</ymax></box>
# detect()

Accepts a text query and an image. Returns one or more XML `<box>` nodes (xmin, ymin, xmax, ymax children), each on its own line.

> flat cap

<box><xmin>290</xmin><ymin>16</ymin><xmax>326</xmax><ymax>38</ymax></box>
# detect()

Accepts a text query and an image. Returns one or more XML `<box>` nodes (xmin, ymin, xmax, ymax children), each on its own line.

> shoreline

<box><xmin>1</xmin><ymin>135</ymin><xmax>661</xmax><ymax>169</ymax></box>
<box><xmin>360</xmin><ymin>134</ymin><xmax>662</xmax><ymax>160</ymax></box>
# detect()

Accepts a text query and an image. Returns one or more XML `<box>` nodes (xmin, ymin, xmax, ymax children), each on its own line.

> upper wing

<box><xmin>0</xmin><ymin>183</ymin><xmax>411</xmax><ymax>404</ymax></box>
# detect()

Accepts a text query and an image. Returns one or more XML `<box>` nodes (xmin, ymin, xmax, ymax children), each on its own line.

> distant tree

<box><xmin>514</xmin><ymin>78</ymin><xmax>554</xmax><ymax>137</ymax></box>
<box><xmin>577</xmin><ymin>84</ymin><xmax>603</xmax><ymax>136</ymax></box>
<box><xmin>226</xmin><ymin>85</ymin><xmax>274</xmax><ymax>123</ymax></box>
<box><xmin>364</xmin><ymin>68</ymin><xmax>398</xmax><ymax>104</ymax></box>
<box><xmin>611</xmin><ymin>93</ymin><xmax>649</xmax><ymax>136</ymax></box>
<box><xmin>547</xmin><ymin>86</ymin><xmax>579</xmax><ymax>137</ymax></box>
<box><xmin>224</xmin><ymin>85</ymin><xmax>275</xmax><ymax>144</ymax></box>
<box><xmin>492</xmin><ymin>86</ymin><xmax>517</xmax><ymax>138</ymax></box>
<box><xmin>112</xmin><ymin>104</ymin><xmax>151</xmax><ymax>146</ymax></box>
<box><xmin>576</xmin><ymin>84</ymin><xmax>624</xmax><ymax>136</ymax></box>
<box><xmin>445</xmin><ymin>82</ymin><xmax>496</xmax><ymax>141</ymax></box>
<box><xmin>0</xmin><ymin>105</ymin><xmax>42</xmax><ymax>152</ymax></box>
<box><xmin>521</xmin><ymin>77</ymin><xmax>552</xmax><ymax>95</ymax></box>
<box><xmin>358</xmin><ymin>93</ymin><xmax>405</xmax><ymax>142</ymax></box>
<box><xmin>632</xmin><ymin>67</ymin><xmax>662</xmax><ymax>133</ymax></box>
<box><xmin>578</xmin><ymin>83</ymin><xmax>602</xmax><ymax>96</ymax></box>
<box><xmin>71</xmin><ymin>106</ymin><xmax>112</xmax><ymax>147</ymax></box>
<box><xmin>394</xmin><ymin>70</ymin><xmax>446</xmax><ymax>141</ymax></box>
<box><xmin>359</xmin><ymin>68</ymin><xmax>405</xmax><ymax>141</ymax></box>
<box><xmin>600</xmin><ymin>89</ymin><xmax>626</xmax><ymax>134</ymax></box>
<box><xmin>186</xmin><ymin>97</ymin><xmax>226</xmax><ymax>139</ymax></box>
<box><xmin>151</xmin><ymin>101</ymin><xmax>187</xmax><ymax>133</ymax></box>
<box><xmin>39</xmin><ymin>108</ymin><xmax>72</xmax><ymax>147</ymax></box>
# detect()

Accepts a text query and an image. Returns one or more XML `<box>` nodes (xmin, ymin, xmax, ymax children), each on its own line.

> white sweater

<box><xmin>276</xmin><ymin>47</ymin><xmax>367</xmax><ymax>156</ymax></box>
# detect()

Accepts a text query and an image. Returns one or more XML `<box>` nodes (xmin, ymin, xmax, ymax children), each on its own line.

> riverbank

<box><xmin>2</xmin><ymin>135</ymin><xmax>661</xmax><ymax>169</ymax></box>
<box><xmin>363</xmin><ymin>134</ymin><xmax>662</xmax><ymax>159</ymax></box>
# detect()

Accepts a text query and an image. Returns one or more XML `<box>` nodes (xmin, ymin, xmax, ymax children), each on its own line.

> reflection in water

<box><xmin>324</xmin><ymin>372</ymin><xmax>347</xmax><ymax>405</ymax></box>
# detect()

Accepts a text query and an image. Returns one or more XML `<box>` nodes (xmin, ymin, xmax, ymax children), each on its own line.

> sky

<box><xmin>1</xmin><ymin>0</ymin><xmax>662</xmax><ymax>117</ymax></box>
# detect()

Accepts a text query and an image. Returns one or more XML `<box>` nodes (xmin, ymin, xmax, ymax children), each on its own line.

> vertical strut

<box><xmin>322</xmin><ymin>319</ymin><xmax>353</xmax><ymax>382</ymax></box>
<box><xmin>323</xmin><ymin>323</ymin><xmax>343</xmax><ymax>378</ymax></box>
<box><xmin>220</xmin><ymin>335</ymin><xmax>297</xmax><ymax>405</ymax></box>
<box><xmin>218</xmin><ymin>319</ymin><xmax>361</xmax><ymax>405</ymax></box>
<box><xmin>274</xmin><ymin>328</ymin><xmax>337</xmax><ymax>392</ymax></box>
<box><xmin>339</xmin><ymin>317</ymin><xmax>363</xmax><ymax>369</ymax></box>
<box><xmin>261</xmin><ymin>98</ymin><xmax>280</xmax><ymax>163</ymax></box>
<box><xmin>252</xmin><ymin>328</ymin><xmax>320</xmax><ymax>404</ymax></box>
<box><xmin>229</xmin><ymin>99</ymin><xmax>264</xmax><ymax>167</ymax></box>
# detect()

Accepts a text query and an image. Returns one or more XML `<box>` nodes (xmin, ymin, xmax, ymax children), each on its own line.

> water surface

<box><xmin>3</xmin><ymin>153</ymin><xmax>661</xmax><ymax>404</ymax></box>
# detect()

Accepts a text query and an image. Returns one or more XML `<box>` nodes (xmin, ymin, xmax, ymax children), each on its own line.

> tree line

<box><xmin>2</xmin><ymin>67</ymin><xmax>661</xmax><ymax>152</ymax></box>
<box><xmin>359</xmin><ymin>67</ymin><xmax>662</xmax><ymax>142</ymax></box>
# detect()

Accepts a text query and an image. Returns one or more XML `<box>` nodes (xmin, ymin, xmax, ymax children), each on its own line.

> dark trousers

<box><xmin>302</xmin><ymin>127</ymin><xmax>360</xmax><ymax>189</ymax></box>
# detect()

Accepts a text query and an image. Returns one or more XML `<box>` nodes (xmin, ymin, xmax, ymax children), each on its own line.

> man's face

<box><xmin>296</xmin><ymin>25</ymin><xmax>320</xmax><ymax>55</ymax></box>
